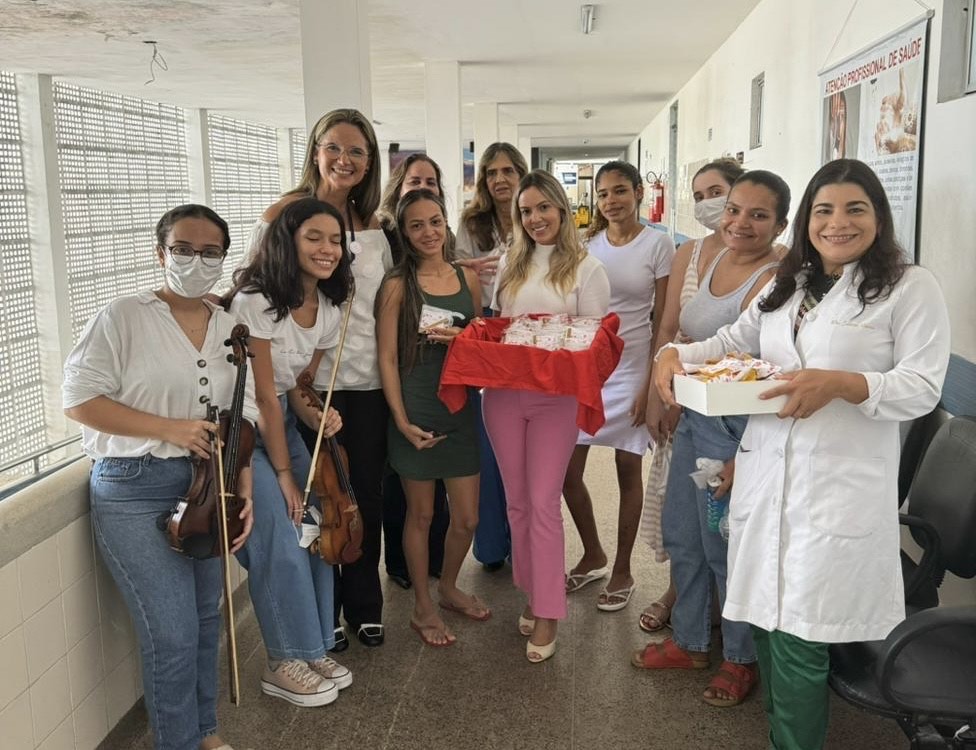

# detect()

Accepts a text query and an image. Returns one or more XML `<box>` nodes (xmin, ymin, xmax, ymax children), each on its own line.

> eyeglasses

<box><xmin>166</xmin><ymin>243</ymin><xmax>226</xmax><ymax>268</ymax></box>
<box><xmin>318</xmin><ymin>143</ymin><xmax>369</xmax><ymax>163</ymax></box>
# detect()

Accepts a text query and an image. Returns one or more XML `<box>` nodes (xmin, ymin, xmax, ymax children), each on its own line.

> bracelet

<box><xmin>274</xmin><ymin>465</ymin><xmax>292</xmax><ymax>476</ymax></box>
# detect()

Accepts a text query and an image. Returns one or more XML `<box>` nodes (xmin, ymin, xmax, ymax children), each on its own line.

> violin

<box><xmin>297</xmin><ymin>371</ymin><xmax>363</xmax><ymax>565</ymax></box>
<box><xmin>165</xmin><ymin>325</ymin><xmax>255</xmax><ymax>559</ymax></box>
<box><xmin>163</xmin><ymin>324</ymin><xmax>254</xmax><ymax>705</ymax></box>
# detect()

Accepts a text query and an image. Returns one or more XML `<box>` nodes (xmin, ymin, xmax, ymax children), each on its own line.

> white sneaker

<box><xmin>261</xmin><ymin>659</ymin><xmax>338</xmax><ymax>707</ymax></box>
<box><xmin>308</xmin><ymin>656</ymin><xmax>353</xmax><ymax>690</ymax></box>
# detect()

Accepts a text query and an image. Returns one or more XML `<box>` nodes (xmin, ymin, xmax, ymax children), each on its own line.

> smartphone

<box><xmin>421</xmin><ymin>427</ymin><xmax>454</xmax><ymax>438</ymax></box>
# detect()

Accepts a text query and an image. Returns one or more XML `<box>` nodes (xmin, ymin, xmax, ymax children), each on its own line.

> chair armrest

<box><xmin>898</xmin><ymin>512</ymin><xmax>943</xmax><ymax>600</ymax></box>
<box><xmin>877</xmin><ymin>606</ymin><xmax>976</xmax><ymax>712</ymax></box>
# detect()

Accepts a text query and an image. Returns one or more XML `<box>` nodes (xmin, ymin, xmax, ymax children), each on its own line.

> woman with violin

<box><xmin>253</xmin><ymin>109</ymin><xmax>391</xmax><ymax>649</ymax></box>
<box><xmin>225</xmin><ymin>198</ymin><xmax>351</xmax><ymax>707</ymax></box>
<box><xmin>63</xmin><ymin>205</ymin><xmax>255</xmax><ymax>750</ymax></box>
<box><xmin>376</xmin><ymin>189</ymin><xmax>488</xmax><ymax>646</ymax></box>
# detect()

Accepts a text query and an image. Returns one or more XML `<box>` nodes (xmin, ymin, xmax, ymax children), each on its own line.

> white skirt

<box><xmin>577</xmin><ymin>340</ymin><xmax>650</xmax><ymax>455</ymax></box>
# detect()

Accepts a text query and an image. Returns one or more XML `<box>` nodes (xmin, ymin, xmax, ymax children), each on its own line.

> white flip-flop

<box><xmin>565</xmin><ymin>565</ymin><xmax>610</xmax><ymax>593</ymax></box>
<box><xmin>596</xmin><ymin>583</ymin><xmax>637</xmax><ymax>612</ymax></box>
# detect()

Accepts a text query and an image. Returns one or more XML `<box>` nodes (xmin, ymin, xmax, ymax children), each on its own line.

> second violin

<box><xmin>297</xmin><ymin>371</ymin><xmax>363</xmax><ymax>564</ymax></box>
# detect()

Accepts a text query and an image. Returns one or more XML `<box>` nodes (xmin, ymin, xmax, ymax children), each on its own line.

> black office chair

<box><xmin>897</xmin><ymin>408</ymin><xmax>951</xmax><ymax>609</ymax></box>
<box><xmin>898</xmin><ymin>408</ymin><xmax>951</xmax><ymax>506</ymax></box>
<box><xmin>829</xmin><ymin>416</ymin><xmax>976</xmax><ymax>749</ymax></box>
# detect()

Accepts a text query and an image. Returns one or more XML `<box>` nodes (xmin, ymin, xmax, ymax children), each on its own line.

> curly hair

<box><xmin>759</xmin><ymin>159</ymin><xmax>905</xmax><ymax>313</ymax></box>
<box><xmin>225</xmin><ymin>198</ymin><xmax>353</xmax><ymax>321</ymax></box>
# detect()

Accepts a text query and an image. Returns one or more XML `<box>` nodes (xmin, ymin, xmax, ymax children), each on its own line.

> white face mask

<box><xmin>694</xmin><ymin>195</ymin><xmax>728</xmax><ymax>231</ymax></box>
<box><xmin>164</xmin><ymin>254</ymin><xmax>224</xmax><ymax>298</ymax></box>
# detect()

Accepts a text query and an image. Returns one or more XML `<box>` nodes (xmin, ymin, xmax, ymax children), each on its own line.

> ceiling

<box><xmin>0</xmin><ymin>0</ymin><xmax>761</xmax><ymax>157</ymax></box>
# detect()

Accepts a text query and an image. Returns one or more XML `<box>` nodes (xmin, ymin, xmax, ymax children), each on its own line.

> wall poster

<box><xmin>819</xmin><ymin>15</ymin><xmax>930</xmax><ymax>259</ymax></box>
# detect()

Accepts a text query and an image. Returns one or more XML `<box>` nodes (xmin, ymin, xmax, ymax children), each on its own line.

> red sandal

<box><xmin>631</xmin><ymin>638</ymin><xmax>710</xmax><ymax>670</ymax></box>
<box><xmin>702</xmin><ymin>661</ymin><xmax>759</xmax><ymax>707</ymax></box>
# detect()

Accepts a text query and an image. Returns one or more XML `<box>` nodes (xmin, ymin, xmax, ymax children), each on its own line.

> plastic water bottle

<box><xmin>705</xmin><ymin>476</ymin><xmax>728</xmax><ymax>535</ymax></box>
<box><xmin>718</xmin><ymin>512</ymin><xmax>730</xmax><ymax>541</ymax></box>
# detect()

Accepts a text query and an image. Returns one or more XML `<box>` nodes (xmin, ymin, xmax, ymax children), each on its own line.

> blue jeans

<box><xmin>236</xmin><ymin>400</ymin><xmax>335</xmax><ymax>660</ymax></box>
<box><xmin>662</xmin><ymin>409</ymin><xmax>756</xmax><ymax>663</ymax></box>
<box><xmin>90</xmin><ymin>455</ymin><xmax>220</xmax><ymax>750</ymax></box>
<box><xmin>471</xmin><ymin>388</ymin><xmax>510</xmax><ymax>565</ymax></box>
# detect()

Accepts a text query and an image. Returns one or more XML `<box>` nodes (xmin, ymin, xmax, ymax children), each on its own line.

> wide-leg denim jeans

<box><xmin>236</xmin><ymin>400</ymin><xmax>335</xmax><ymax>660</ymax></box>
<box><xmin>662</xmin><ymin>409</ymin><xmax>756</xmax><ymax>664</ymax></box>
<box><xmin>90</xmin><ymin>454</ymin><xmax>220</xmax><ymax>750</ymax></box>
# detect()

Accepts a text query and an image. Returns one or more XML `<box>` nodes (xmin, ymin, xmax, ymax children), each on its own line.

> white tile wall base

<box><xmin>0</xmin><ymin>691</ymin><xmax>35</xmax><ymax>749</ymax></box>
<box><xmin>0</xmin><ymin>504</ymin><xmax>253</xmax><ymax>750</ymax></box>
<box><xmin>29</xmin><ymin>657</ymin><xmax>70</xmax><ymax>745</ymax></box>
<box><xmin>72</xmin><ymin>685</ymin><xmax>107</xmax><ymax>750</ymax></box>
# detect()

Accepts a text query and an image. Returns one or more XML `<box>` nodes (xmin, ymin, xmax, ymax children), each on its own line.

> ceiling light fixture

<box><xmin>580</xmin><ymin>4</ymin><xmax>596</xmax><ymax>35</ymax></box>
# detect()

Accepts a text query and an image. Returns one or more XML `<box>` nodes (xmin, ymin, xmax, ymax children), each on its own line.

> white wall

<box><xmin>631</xmin><ymin>0</ymin><xmax>976</xmax><ymax>360</ymax></box>
<box><xmin>0</xmin><ymin>463</ymin><xmax>251</xmax><ymax>749</ymax></box>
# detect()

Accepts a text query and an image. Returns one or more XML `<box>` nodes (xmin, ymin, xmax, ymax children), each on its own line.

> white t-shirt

<box><xmin>315</xmin><ymin>229</ymin><xmax>393</xmax><ymax>391</ymax></box>
<box><xmin>230</xmin><ymin>288</ymin><xmax>341</xmax><ymax>395</ymax></box>
<box><xmin>62</xmin><ymin>291</ymin><xmax>259</xmax><ymax>460</ymax></box>
<box><xmin>586</xmin><ymin>226</ymin><xmax>674</xmax><ymax>348</ymax></box>
<box><xmin>492</xmin><ymin>244</ymin><xmax>611</xmax><ymax>317</ymax></box>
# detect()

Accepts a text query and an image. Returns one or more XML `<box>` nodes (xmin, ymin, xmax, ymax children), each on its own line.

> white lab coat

<box><xmin>673</xmin><ymin>264</ymin><xmax>950</xmax><ymax>643</ymax></box>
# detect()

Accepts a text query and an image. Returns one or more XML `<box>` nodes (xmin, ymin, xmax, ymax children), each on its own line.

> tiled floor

<box><xmin>104</xmin><ymin>446</ymin><xmax>906</xmax><ymax>750</ymax></box>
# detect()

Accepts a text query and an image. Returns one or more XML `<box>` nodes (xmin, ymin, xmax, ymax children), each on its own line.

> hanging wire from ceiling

<box><xmin>143</xmin><ymin>41</ymin><xmax>168</xmax><ymax>86</ymax></box>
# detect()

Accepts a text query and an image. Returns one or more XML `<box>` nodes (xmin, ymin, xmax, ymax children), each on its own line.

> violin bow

<box><xmin>303</xmin><ymin>292</ymin><xmax>355</xmax><ymax>508</ymax></box>
<box><xmin>212</xmin><ymin>414</ymin><xmax>241</xmax><ymax>706</ymax></box>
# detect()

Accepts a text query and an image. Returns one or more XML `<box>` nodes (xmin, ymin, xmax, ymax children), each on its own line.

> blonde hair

<box><xmin>289</xmin><ymin>109</ymin><xmax>381</xmax><ymax>224</ymax></box>
<box><xmin>497</xmin><ymin>170</ymin><xmax>587</xmax><ymax>306</ymax></box>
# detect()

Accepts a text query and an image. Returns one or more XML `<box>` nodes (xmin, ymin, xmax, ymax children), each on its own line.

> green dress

<box><xmin>388</xmin><ymin>267</ymin><xmax>480</xmax><ymax>480</ymax></box>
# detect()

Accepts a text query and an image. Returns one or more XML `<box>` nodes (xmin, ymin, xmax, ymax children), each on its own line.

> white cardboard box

<box><xmin>673</xmin><ymin>374</ymin><xmax>787</xmax><ymax>416</ymax></box>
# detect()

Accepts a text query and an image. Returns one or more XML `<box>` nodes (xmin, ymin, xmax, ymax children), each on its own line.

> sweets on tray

<box><xmin>683</xmin><ymin>352</ymin><xmax>781</xmax><ymax>382</ymax></box>
<box><xmin>501</xmin><ymin>315</ymin><xmax>603</xmax><ymax>351</ymax></box>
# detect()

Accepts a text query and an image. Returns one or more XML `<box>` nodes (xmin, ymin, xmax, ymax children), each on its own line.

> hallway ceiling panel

<box><xmin>0</xmin><ymin>0</ymin><xmax>760</xmax><ymax>152</ymax></box>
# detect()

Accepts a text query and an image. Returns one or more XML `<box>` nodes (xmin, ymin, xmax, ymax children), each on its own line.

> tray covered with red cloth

<box><xmin>438</xmin><ymin>313</ymin><xmax>623</xmax><ymax>435</ymax></box>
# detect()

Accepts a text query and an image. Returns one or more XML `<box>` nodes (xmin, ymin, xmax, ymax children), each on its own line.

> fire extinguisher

<box><xmin>646</xmin><ymin>171</ymin><xmax>665</xmax><ymax>224</ymax></box>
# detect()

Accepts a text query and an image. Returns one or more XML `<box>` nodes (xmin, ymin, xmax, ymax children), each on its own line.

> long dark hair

<box><xmin>759</xmin><ymin>159</ymin><xmax>905</xmax><ymax>313</ymax></box>
<box><xmin>378</xmin><ymin>153</ymin><xmax>457</xmax><ymax>263</ymax></box>
<box><xmin>377</xmin><ymin>189</ymin><xmax>448</xmax><ymax>372</ymax></box>
<box><xmin>586</xmin><ymin>160</ymin><xmax>643</xmax><ymax>240</ymax></box>
<box><xmin>460</xmin><ymin>142</ymin><xmax>528</xmax><ymax>253</ymax></box>
<box><xmin>225</xmin><ymin>198</ymin><xmax>352</xmax><ymax>321</ymax></box>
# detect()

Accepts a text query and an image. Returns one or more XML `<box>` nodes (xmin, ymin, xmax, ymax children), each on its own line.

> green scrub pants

<box><xmin>752</xmin><ymin>626</ymin><xmax>831</xmax><ymax>750</ymax></box>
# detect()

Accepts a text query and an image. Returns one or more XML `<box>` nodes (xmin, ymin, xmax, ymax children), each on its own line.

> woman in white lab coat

<box><xmin>655</xmin><ymin>159</ymin><xmax>950</xmax><ymax>750</ymax></box>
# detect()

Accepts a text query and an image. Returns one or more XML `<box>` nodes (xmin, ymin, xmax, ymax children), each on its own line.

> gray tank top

<box><xmin>678</xmin><ymin>248</ymin><xmax>778</xmax><ymax>342</ymax></box>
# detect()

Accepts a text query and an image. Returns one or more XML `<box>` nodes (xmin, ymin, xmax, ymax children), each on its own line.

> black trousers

<box><xmin>382</xmin><ymin>473</ymin><xmax>450</xmax><ymax>579</ymax></box>
<box><xmin>300</xmin><ymin>388</ymin><xmax>387</xmax><ymax>629</ymax></box>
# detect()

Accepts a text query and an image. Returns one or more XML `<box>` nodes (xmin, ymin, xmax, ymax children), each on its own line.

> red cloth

<box><xmin>438</xmin><ymin>313</ymin><xmax>624</xmax><ymax>435</ymax></box>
